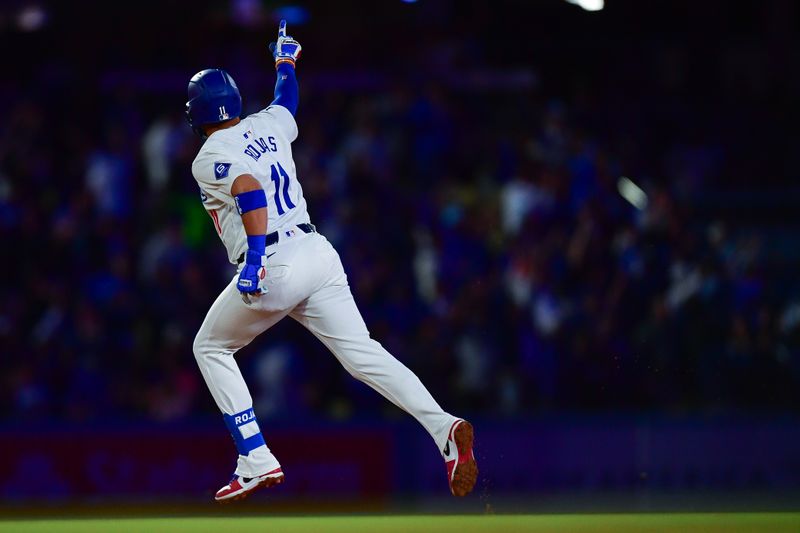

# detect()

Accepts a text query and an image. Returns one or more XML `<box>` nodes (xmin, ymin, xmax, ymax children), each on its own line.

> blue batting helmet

<box><xmin>185</xmin><ymin>68</ymin><xmax>242</xmax><ymax>137</ymax></box>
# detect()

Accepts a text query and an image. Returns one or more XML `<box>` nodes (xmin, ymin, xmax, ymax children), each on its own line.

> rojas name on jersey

<box><xmin>244</xmin><ymin>136</ymin><xmax>278</xmax><ymax>162</ymax></box>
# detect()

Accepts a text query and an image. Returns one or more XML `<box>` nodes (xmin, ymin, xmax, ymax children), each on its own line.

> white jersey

<box><xmin>192</xmin><ymin>105</ymin><xmax>310</xmax><ymax>264</ymax></box>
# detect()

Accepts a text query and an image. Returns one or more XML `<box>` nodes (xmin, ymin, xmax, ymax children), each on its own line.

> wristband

<box><xmin>245</xmin><ymin>249</ymin><xmax>265</xmax><ymax>266</ymax></box>
<box><xmin>247</xmin><ymin>234</ymin><xmax>266</xmax><ymax>254</ymax></box>
<box><xmin>234</xmin><ymin>189</ymin><xmax>267</xmax><ymax>215</ymax></box>
<box><xmin>245</xmin><ymin>235</ymin><xmax>267</xmax><ymax>266</ymax></box>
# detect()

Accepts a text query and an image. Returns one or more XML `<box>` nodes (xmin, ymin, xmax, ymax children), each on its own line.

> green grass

<box><xmin>0</xmin><ymin>514</ymin><xmax>798</xmax><ymax>533</ymax></box>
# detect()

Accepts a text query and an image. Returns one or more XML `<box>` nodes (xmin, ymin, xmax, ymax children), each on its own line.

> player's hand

<box><xmin>268</xmin><ymin>19</ymin><xmax>302</xmax><ymax>67</ymax></box>
<box><xmin>237</xmin><ymin>250</ymin><xmax>268</xmax><ymax>304</ymax></box>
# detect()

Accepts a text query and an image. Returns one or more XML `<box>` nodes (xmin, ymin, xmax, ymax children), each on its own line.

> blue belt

<box><xmin>237</xmin><ymin>223</ymin><xmax>316</xmax><ymax>265</ymax></box>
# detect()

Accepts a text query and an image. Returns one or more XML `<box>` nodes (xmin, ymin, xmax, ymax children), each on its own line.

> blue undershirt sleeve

<box><xmin>271</xmin><ymin>63</ymin><xmax>298</xmax><ymax>116</ymax></box>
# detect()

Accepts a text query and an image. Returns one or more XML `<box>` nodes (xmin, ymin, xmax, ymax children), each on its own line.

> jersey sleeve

<box><xmin>191</xmin><ymin>149</ymin><xmax>255</xmax><ymax>203</ymax></box>
<box><xmin>252</xmin><ymin>105</ymin><xmax>298</xmax><ymax>143</ymax></box>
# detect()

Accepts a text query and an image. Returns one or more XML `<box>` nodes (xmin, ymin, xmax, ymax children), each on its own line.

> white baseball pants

<box><xmin>193</xmin><ymin>229</ymin><xmax>458</xmax><ymax>477</ymax></box>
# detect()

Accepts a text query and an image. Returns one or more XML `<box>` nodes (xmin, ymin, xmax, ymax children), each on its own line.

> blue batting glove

<box><xmin>237</xmin><ymin>250</ymin><xmax>268</xmax><ymax>298</ymax></box>
<box><xmin>268</xmin><ymin>19</ymin><xmax>302</xmax><ymax>67</ymax></box>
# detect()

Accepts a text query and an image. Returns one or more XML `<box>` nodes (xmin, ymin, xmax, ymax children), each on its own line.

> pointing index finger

<box><xmin>278</xmin><ymin>19</ymin><xmax>287</xmax><ymax>38</ymax></box>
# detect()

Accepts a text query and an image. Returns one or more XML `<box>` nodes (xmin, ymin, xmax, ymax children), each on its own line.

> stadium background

<box><xmin>0</xmin><ymin>0</ymin><xmax>798</xmax><ymax>521</ymax></box>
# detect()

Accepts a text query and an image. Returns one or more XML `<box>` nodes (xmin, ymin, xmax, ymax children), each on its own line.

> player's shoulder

<box><xmin>249</xmin><ymin>104</ymin><xmax>293</xmax><ymax>122</ymax></box>
<box><xmin>191</xmin><ymin>142</ymin><xmax>218</xmax><ymax>181</ymax></box>
<box><xmin>192</xmin><ymin>136</ymin><xmax>223</xmax><ymax>167</ymax></box>
<box><xmin>248</xmin><ymin>105</ymin><xmax>298</xmax><ymax>141</ymax></box>
<box><xmin>192</xmin><ymin>131</ymin><xmax>244</xmax><ymax>180</ymax></box>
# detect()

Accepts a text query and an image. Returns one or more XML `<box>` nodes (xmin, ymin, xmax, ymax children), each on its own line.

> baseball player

<box><xmin>184</xmin><ymin>21</ymin><xmax>477</xmax><ymax>502</ymax></box>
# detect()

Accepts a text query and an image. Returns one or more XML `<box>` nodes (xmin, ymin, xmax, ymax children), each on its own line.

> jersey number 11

<box><xmin>270</xmin><ymin>162</ymin><xmax>296</xmax><ymax>215</ymax></box>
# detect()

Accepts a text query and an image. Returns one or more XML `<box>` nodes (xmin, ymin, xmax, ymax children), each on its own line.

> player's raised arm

<box><xmin>232</xmin><ymin>173</ymin><xmax>269</xmax><ymax>301</ymax></box>
<box><xmin>268</xmin><ymin>20</ymin><xmax>301</xmax><ymax>116</ymax></box>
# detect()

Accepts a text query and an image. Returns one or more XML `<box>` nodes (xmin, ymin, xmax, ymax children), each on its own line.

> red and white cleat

<box><xmin>214</xmin><ymin>467</ymin><xmax>284</xmax><ymax>502</ymax></box>
<box><xmin>444</xmin><ymin>419</ymin><xmax>478</xmax><ymax>497</ymax></box>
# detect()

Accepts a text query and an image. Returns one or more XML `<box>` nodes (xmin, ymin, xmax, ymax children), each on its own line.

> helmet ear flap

<box><xmin>184</xmin><ymin>101</ymin><xmax>207</xmax><ymax>139</ymax></box>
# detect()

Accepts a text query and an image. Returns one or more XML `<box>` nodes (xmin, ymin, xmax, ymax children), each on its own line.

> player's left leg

<box><xmin>194</xmin><ymin>275</ymin><xmax>289</xmax><ymax>500</ymax></box>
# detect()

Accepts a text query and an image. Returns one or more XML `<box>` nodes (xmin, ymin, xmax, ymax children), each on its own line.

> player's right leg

<box><xmin>289</xmin><ymin>235</ymin><xmax>478</xmax><ymax>496</ymax></box>
<box><xmin>193</xmin><ymin>275</ymin><xmax>289</xmax><ymax>501</ymax></box>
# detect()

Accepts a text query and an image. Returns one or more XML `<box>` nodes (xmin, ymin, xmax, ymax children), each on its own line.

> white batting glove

<box><xmin>269</xmin><ymin>20</ymin><xmax>302</xmax><ymax>68</ymax></box>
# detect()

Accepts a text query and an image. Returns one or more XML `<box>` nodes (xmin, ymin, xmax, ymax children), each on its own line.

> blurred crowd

<box><xmin>2</xmin><ymin>2</ymin><xmax>799</xmax><ymax>424</ymax></box>
<box><xmin>2</xmin><ymin>80</ymin><xmax>797</xmax><ymax>425</ymax></box>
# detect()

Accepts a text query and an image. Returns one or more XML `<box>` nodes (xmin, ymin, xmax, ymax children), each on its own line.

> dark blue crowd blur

<box><xmin>1</xmin><ymin>0</ymin><xmax>798</xmax><ymax>425</ymax></box>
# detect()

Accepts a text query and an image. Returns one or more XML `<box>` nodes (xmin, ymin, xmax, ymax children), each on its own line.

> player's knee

<box><xmin>193</xmin><ymin>330</ymin><xmax>240</xmax><ymax>363</ymax></box>
<box><xmin>342</xmin><ymin>364</ymin><xmax>363</xmax><ymax>380</ymax></box>
<box><xmin>193</xmin><ymin>331</ymin><xmax>211</xmax><ymax>362</ymax></box>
